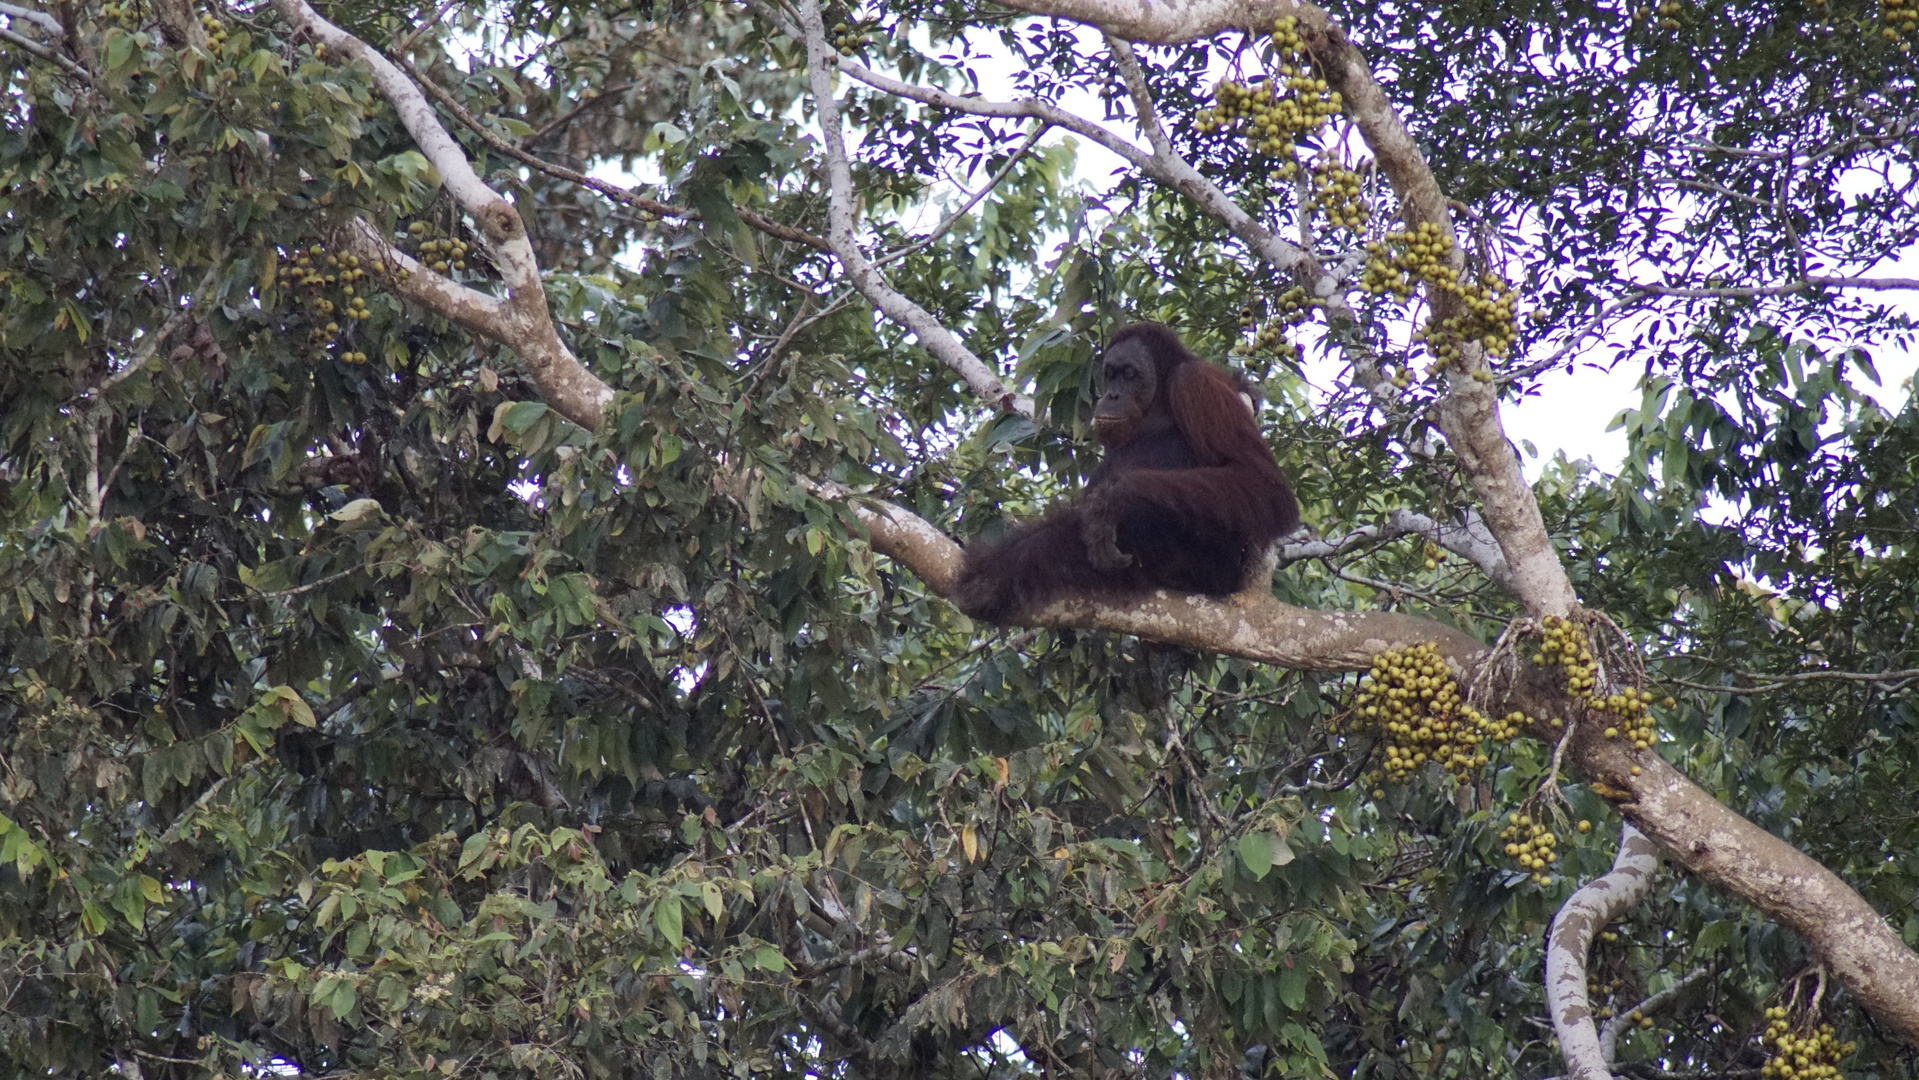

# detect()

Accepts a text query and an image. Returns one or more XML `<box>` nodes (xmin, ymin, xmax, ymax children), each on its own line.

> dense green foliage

<box><xmin>0</xmin><ymin>0</ymin><xmax>1915</xmax><ymax>1077</ymax></box>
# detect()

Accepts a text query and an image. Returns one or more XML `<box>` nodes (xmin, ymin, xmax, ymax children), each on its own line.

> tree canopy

<box><xmin>1</xmin><ymin>0</ymin><xmax>1917</xmax><ymax>1078</ymax></box>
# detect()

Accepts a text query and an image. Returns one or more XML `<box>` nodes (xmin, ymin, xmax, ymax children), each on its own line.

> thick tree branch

<box><xmin>828</xmin><ymin>485</ymin><xmax>1484</xmax><ymax>669</ymax></box>
<box><xmin>0</xmin><ymin>3</ymin><xmax>62</xmax><ymax>35</ymax></box>
<box><xmin>1548</xmin><ymin>825</ymin><xmax>1660</xmax><ymax>1080</ymax></box>
<box><xmin>271</xmin><ymin>0</ymin><xmax>613</xmax><ymax>429</ymax></box>
<box><xmin>1</xmin><ymin>20</ymin><xmax>88</xmax><ymax>79</ymax></box>
<box><xmin>1607</xmin><ymin>749</ymin><xmax>1919</xmax><ymax>1041</ymax></box>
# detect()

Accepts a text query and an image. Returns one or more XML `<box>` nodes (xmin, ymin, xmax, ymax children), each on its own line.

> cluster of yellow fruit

<box><xmin>276</xmin><ymin>244</ymin><xmax>381</xmax><ymax>360</ymax></box>
<box><xmin>1587</xmin><ymin>972</ymin><xmax>1624</xmax><ymax>1005</ymax></box>
<box><xmin>1533</xmin><ymin>615</ymin><xmax>1670</xmax><ymax>752</ymax></box>
<box><xmin>1362</xmin><ymin>222</ymin><xmax>1518</xmax><ymax>380</ymax></box>
<box><xmin>1499</xmin><ymin>812</ymin><xmax>1558</xmax><ymax>885</ymax></box>
<box><xmin>1760</xmin><ymin>1010</ymin><xmax>1855</xmax><ymax>1080</ymax></box>
<box><xmin>408</xmin><ymin>221</ymin><xmax>473</xmax><ymax>274</ymax></box>
<box><xmin>1360</xmin><ymin>222</ymin><xmax>1444</xmax><ymax>301</ymax></box>
<box><xmin>1192</xmin><ymin>17</ymin><xmax>1343</xmax><ymax>175</ymax></box>
<box><xmin>1532</xmin><ymin>615</ymin><xmax>1598</xmax><ymax>695</ymax></box>
<box><xmin>1422</xmin><ymin>273</ymin><xmax>1518</xmax><ymax>377</ymax></box>
<box><xmin>1887</xmin><ymin>0</ymin><xmax>1918</xmax><ymax>45</ymax></box>
<box><xmin>98</xmin><ymin>1</ymin><xmax>141</xmax><ymax>27</ymax></box>
<box><xmin>1310</xmin><ymin>157</ymin><xmax>1369</xmax><ymax>230</ymax></box>
<box><xmin>1231</xmin><ymin>286</ymin><xmax>1316</xmax><ymax>362</ymax></box>
<box><xmin>198</xmin><ymin>12</ymin><xmax>231</xmax><ymax>49</ymax></box>
<box><xmin>1596</xmin><ymin>687</ymin><xmax>1665</xmax><ymax>750</ymax></box>
<box><xmin>1345</xmin><ymin>642</ymin><xmax>1522</xmax><ymax>789</ymax></box>
<box><xmin>1655</xmin><ymin>0</ymin><xmax>1683</xmax><ymax>30</ymax></box>
<box><xmin>830</xmin><ymin>19</ymin><xmax>870</xmax><ymax>56</ymax></box>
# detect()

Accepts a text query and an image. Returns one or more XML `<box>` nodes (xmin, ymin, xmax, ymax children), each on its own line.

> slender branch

<box><xmin>1600</xmin><ymin>967</ymin><xmax>1711</xmax><ymax>1064</ymax></box>
<box><xmin>0</xmin><ymin>2</ymin><xmax>62</xmax><ymax>34</ymax></box>
<box><xmin>389</xmin><ymin>0</ymin><xmax>459</xmax><ymax>58</ymax></box>
<box><xmin>401</xmin><ymin>55</ymin><xmax>831</xmax><ymax>253</ymax></box>
<box><xmin>1276</xmin><ymin>507</ymin><xmax>1512</xmax><ymax>592</ymax></box>
<box><xmin>1670</xmin><ymin>177</ymin><xmax>1773</xmax><ymax>207</ymax></box>
<box><xmin>793</xmin><ymin>0</ymin><xmax>1030</xmax><ymax>412</ymax></box>
<box><xmin>1666</xmin><ymin>667</ymin><xmax>1919</xmax><ymax>694</ymax></box>
<box><xmin>1103</xmin><ymin>34</ymin><xmax>1175</xmax><ymax>158</ymax></box>
<box><xmin>0</xmin><ymin>21</ymin><xmax>89</xmax><ymax>80</ymax></box>
<box><xmin>81</xmin><ymin>265</ymin><xmax>222</xmax><ymax>404</ymax></box>
<box><xmin>1632</xmin><ymin>275</ymin><xmax>1919</xmax><ymax>299</ymax></box>
<box><xmin>1504</xmin><ymin>294</ymin><xmax>1654</xmax><ymax>383</ymax></box>
<box><xmin>528</xmin><ymin>80</ymin><xmax>638</xmax><ymax>143</ymax></box>
<box><xmin>873</xmin><ymin>123</ymin><xmax>1048</xmax><ymax>269</ymax></box>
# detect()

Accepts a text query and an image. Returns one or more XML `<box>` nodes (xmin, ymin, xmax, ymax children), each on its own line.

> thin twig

<box><xmin>529</xmin><ymin>80</ymin><xmax>640</xmax><ymax>144</ymax></box>
<box><xmin>873</xmin><ymin>123</ymin><xmax>1048</xmax><ymax>268</ymax></box>
<box><xmin>1632</xmin><ymin>275</ymin><xmax>1919</xmax><ymax>299</ymax></box>
<box><xmin>390</xmin><ymin>0</ymin><xmax>460</xmax><ymax>58</ymax></box>
<box><xmin>1666</xmin><ymin>667</ymin><xmax>1919</xmax><ymax>695</ymax></box>
<box><xmin>81</xmin><ymin>266</ymin><xmax>223</xmax><ymax>404</ymax></box>
<box><xmin>1541</xmin><ymin>719</ymin><xmax>1576</xmax><ymax>807</ymax></box>
<box><xmin>1599</xmin><ymin>967</ymin><xmax>1712</xmax><ymax>1063</ymax></box>
<box><xmin>397</xmin><ymin>52</ymin><xmax>831</xmax><ymax>252</ymax></box>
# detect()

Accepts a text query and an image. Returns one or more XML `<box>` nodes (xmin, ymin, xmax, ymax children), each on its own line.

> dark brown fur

<box><xmin>952</xmin><ymin>323</ymin><xmax>1300</xmax><ymax>622</ymax></box>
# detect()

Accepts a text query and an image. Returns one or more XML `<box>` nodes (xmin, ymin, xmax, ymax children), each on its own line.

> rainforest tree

<box><xmin>1</xmin><ymin>0</ymin><xmax>1916</xmax><ymax>1077</ymax></box>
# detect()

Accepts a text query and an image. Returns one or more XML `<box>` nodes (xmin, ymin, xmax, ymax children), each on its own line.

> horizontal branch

<box><xmin>1633</xmin><ymin>276</ymin><xmax>1919</xmax><ymax>299</ymax></box>
<box><xmin>1668</xmin><ymin>666</ymin><xmax>1919</xmax><ymax>694</ymax></box>
<box><xmin>0</xmin><ymin>22</ymin><xmax>89</xmax><ymax>80</ymax></box>
<box><xmin>830</xmin><ymin>486</ymin><xmax>1486</xmax><ymax>670</ymax></box>
<box><xmin>1280</xmin><ymin>508</ymin><xmax>1514</xmax><ymax>594</ymax></box>
<box><xmin>0</xmin><ymin>2</ymin><xmax>61</xmax><ymax>35</ymax></box>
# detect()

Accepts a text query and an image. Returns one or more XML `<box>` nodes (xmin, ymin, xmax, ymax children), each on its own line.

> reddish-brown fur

<box><xmin>951</xmin><ymin>323</ymin><xmax>1300</xmax><ymax>622</ymax></box>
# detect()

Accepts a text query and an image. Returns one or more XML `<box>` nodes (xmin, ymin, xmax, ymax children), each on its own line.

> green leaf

<box><xmin>1693</xmin><ymin>919</ymin><xmax>1736</xmax><ymax>955</ymax></box>
<box><xmin>1239</xmin><ymin>832</ymin><xmax>1273</xmax><ymax>880</ymax></box>
<box><xmin>104</xmin><ymin>28</ymin><xmax>136</xmax><ymax>72</ymax></box>
<box><xmin>1239</xmin><ymin>832</ymin><xmax>1292</xmax><ymax>880</ymax></box>
<box><xmin>113</xmin><ymin>880</ymin><xmax>148</xmax><ymax>929</ymax></box>
<box><xmin>1277</xmin><ymin>960</ymin><xmax>1308</xmax><ymax>1010</ymax></box>
<box><xmin>80</xmin><ymin>902</ymin><xmax>111</xmax><ymax>936</ymax></box>
<box><xmin>328</xmin><ymin>497</ymin><xmax>384</xmax><ymax>525</ymax></box>
<box><xmin>654</xmin><ymin>898</ymin><xmax>684</xmax><ymax>949</ymax></box>
<box><xmin>328</xmin><ymin>980</ymin><xmax>358</xmax><ymax>1020</ymax></box>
